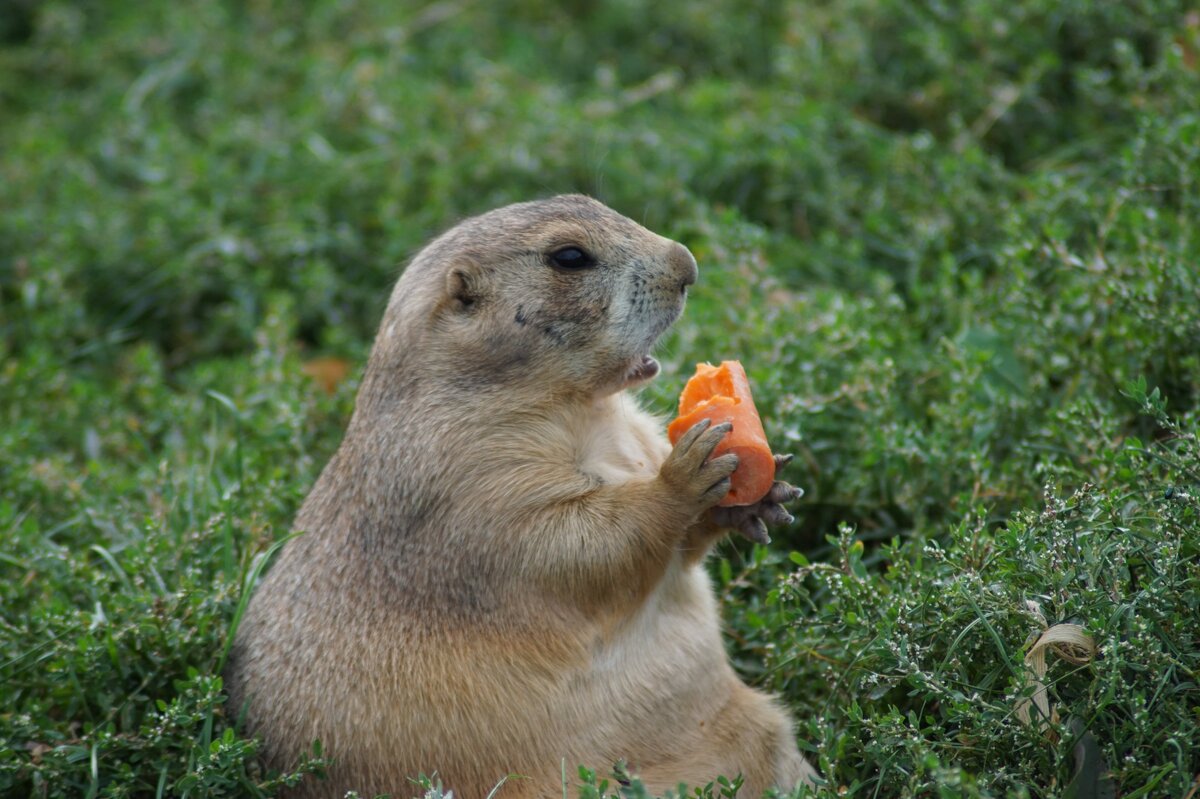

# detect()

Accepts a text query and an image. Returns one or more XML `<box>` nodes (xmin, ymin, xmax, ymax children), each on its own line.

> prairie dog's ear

<box><xmin>442</xmin><ymin>258</ymin><xmax>486</xmax><ymax>313</ymax></box>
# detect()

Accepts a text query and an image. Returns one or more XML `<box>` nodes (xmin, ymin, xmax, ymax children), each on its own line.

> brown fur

<box><xmin>224</xmin><ymin>195</ymin><xmax>817</xmax><ymax>798</ymax></box>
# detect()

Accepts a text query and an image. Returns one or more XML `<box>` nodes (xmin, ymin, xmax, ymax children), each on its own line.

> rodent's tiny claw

<box><xmin>758</xmin><ymin>502</ymin><xmax>794</xmax><ymax>527</ymax></box>
<box><xmin>740</xmin><ymin>516</ymin><xmax>770</xmax><ymax>545</ymax></box>
<box><xmin>767</xmin><ymin>481</ymin><xmax>804</xmax><ymax>504</ymax></box>
<box><xmin>710</xmin><ymin>475</ymin><xmax>802</xmax><ymax>544</ymax></box>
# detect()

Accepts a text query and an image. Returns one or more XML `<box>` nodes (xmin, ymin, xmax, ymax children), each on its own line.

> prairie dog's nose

<box><xmin>669</xmin><ymin>241</ymin><xmax>698</xmax><ymax>292</ymax></box>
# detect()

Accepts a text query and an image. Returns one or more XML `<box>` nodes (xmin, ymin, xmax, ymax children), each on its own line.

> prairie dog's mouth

<box><xmin>612</xmin><ymin>297</ymin><xmax>680</xmax><ymax>391</ymax></box>
<box><xmin>622</xmin><ymin>355</ymin><xmax>661</xmax><ymax>388</ymax></box>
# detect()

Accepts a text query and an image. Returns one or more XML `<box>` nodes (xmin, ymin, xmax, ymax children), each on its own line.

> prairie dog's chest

<box><xmin>575</xmin><ymin>394</ymin><xmax>670</xmax><ymax>484</ymax></box>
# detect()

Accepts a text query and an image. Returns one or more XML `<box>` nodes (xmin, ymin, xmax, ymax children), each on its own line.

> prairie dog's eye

<box><xmin>549</xmin><ymin>246</ymin><xmax>596</xmax><ymax>270</ymax></box>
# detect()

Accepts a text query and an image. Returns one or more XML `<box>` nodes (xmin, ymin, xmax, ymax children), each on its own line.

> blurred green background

<box><xmin>2</xmin><ymin>1</ymin><xmax>1199</xmax><ymax>797</ymax></box>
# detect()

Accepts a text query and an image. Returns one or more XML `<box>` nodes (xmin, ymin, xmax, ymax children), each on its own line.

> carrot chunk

<box><xmin>667</xmin><ymin>361</ymin><xmax>775</xmax><ymax>507</ymax></box>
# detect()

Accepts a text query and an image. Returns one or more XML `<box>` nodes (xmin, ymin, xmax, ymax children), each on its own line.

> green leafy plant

<box><xmin>2</xmin><ymin>1</ymin><xmax>1197</xmax><ymax>796</ymax></box>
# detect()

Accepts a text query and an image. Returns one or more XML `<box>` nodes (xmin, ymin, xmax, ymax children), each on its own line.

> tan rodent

<box><xmin>224</xmin><ymin>195</ymin><xmax>817</xmax><ymax>798</ymax></box>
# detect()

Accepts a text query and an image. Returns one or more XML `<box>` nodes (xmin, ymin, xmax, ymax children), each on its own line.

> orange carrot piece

<box><xmin>667</xmin><ymin>361</ymin><xmax>775</xmax><ymax>507</ymax></box>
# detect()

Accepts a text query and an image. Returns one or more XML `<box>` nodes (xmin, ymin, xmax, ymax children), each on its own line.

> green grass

<box><xmin>2</xmin><ymin>1</ymin><xmax>1199</xmax><ymax>797</ymax></box>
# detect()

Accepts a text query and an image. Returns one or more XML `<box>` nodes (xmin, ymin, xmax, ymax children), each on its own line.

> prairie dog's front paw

<box><xmin>659</xmin><ymin>418</ymin><xmax>738</xmax><ymax>515</ymax></box>
<box><xmin>709</xmin><ymin>453</ymin><xmax>803</xmax><ymax>544</ymax></box>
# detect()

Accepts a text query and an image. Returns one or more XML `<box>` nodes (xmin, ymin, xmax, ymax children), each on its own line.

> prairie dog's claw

<box><xmin>740</xmin><ymin>516</ymin><xmax>770</xmax><ymax>545</ymax></box>
<box><xmin>661</xmin><ymin>419</ymin><xmax>737</xmax><ymax>513</ymax></box>
<box><xmin>709</xmin><ymin>452</ymin><xmax>803</xmax><ymax>543</ymax></box>
<box><xmin>767</xmin><ymin>482</ymin><xmax>803</xmax><ymax>504</ymax></box>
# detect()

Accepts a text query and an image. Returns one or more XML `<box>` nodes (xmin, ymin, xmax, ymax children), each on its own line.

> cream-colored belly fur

<box><xmin>541</xmin><ymin>396</ymin><xmax>794</xmax><ymax>795</ymax></box>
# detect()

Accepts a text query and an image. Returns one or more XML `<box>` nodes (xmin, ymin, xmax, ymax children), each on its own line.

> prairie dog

<box><xmin>225</xmin><ymin>195</ymin><xmax>816</xmax><ymax>798</ymax></box>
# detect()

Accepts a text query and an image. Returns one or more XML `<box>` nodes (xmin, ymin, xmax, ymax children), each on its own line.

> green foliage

<box><xmin>2</xmin><ymin>0</ymin><xmax>1198</xmax><ymax>797</ymax></box>
<box><xmin>573</xmin><ymin>762</ymin><xmax>746</xmax><ymax>799</ymax></box>
<box><xmin>773</xmin><ymin>392</ymin><xmax>1199</xmax><ymax>796</ymax></box>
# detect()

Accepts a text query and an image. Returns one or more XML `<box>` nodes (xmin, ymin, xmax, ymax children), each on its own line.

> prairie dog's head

<box><xmin>369</xmin><ymin>195</ymin><xmax>697</xmax><ymax>401</ymax></box>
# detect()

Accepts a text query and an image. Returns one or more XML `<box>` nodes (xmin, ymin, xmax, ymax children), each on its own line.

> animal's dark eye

<box><xmin>549</xmin><ymin>246</ymin><xmax>596</xmax><ymax>270</ymax></box>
